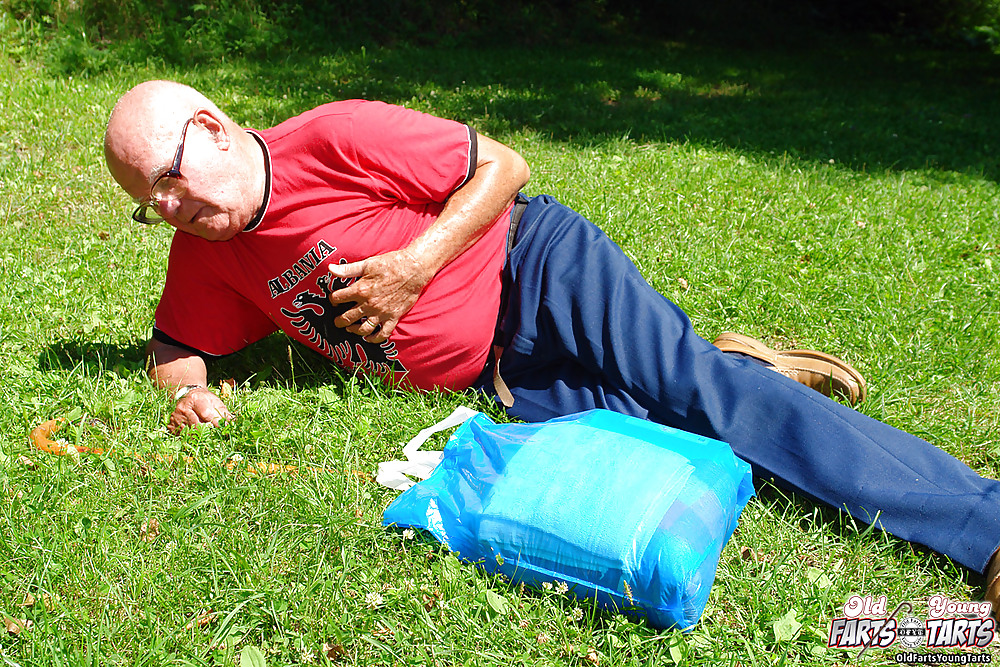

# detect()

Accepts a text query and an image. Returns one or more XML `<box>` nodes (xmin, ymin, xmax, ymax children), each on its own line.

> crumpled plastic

<box><xmin>382</xmin><ymin>409</ymin><xmax>754</xmax><ymax>630</ymax></box>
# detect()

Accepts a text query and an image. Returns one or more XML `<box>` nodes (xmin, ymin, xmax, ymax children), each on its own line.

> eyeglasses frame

<box><xmin>131</xmin><ymin>117</ymin><xmax>194</xmax><ymax>225</ymax></box>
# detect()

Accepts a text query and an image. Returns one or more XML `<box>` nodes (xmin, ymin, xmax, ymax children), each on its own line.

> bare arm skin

<box><xmin>147</xmin><ymin>338</ymin><xmax>233</xmax><ymax>433</ymax></box>
<box><xmin>327</xmin><ymin>134</ymin><xmax>531</xmax><ymax>343</ymax></box>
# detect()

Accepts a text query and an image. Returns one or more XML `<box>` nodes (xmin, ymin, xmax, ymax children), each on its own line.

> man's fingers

<box><xmin>334</xmin><ymin>306</ymin><xmax>365</xmax><ymax>328</ymax></box>
<box><xmin>374</xmin><ymin>319</ymin><xmax>396</xmax><ymax>341</ymax></box>
<box><xmin>327</xmin><ymin>282</ymin><xmax>361</xmax><ymax>306</ymax></box>
<box><xmin>328</xmin><ymin>261</ymin><xmax>365</xmax><ymax>279</ymax></box>
<box><xmin>363</xmin><ymin>326</ymin><xmax>389</xmax><ymax>344</ymax></box>
<box><xmin>169</xmin><ymin>391</ymin><xmax>233</xmax><ymax>433</ymax></box>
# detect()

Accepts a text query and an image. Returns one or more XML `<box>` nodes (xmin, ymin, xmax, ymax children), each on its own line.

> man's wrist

<box><xmin>173</xmin><ymin>384</ymin><xmax>206</xmax><ymax>402</ymax></box>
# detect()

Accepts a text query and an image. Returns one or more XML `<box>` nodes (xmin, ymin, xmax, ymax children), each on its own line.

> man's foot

<box><xmin>712</xmin><ymin>332</ymin><xmax>868</xmax><ymax>406</ymax></box>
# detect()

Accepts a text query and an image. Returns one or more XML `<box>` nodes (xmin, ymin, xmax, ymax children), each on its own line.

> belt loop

<box><xmin>492</xmin><ymin>345</ymin><xmax>515</xmax><ymax>408</ymax></box>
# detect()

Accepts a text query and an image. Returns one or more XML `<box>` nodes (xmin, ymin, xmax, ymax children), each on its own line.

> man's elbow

<box><xmin>497</xmin><ymin>148</ymin><xmax>530</xmax><ymax>195</ymax></box>
<box><xmin>512</xmin><ymin>153</ymin><xmax>531</xmax><ymax>191</ymax></box>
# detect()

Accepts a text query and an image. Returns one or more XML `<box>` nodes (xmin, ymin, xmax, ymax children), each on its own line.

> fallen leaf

<box><xmin>183</xmin><ymin>609</ymin><xmax>217</xmax><ymax>631</ymax></box>
<box><xmin>18</xmin><ymin>455</ymin><xmax>35</xmax><ymax>468</ymax></box>
<box><xmin>4</xmin><ymin>616</ymin><xmax>32</xmax><ymax>635</ymax></box>
<box><xmin>323</xmin><ymin>643</ymin><xmax>346</xmax><ymax>661</ymax></box>
<box><xmin>677</xmin><ymin>277</ymin><xmax>689</xmax><ymax>290</ymax></box>
<box><xmin>19</xmin><ymin>591</ymin><xmax>53</xmax><ymax>610</ymax></box>
<box><xmin>584</xmin><ymin>647</ymin><xmax>600</xmax><ymax>664</ymax></box>
<box><xmin>140</xmin><ymin>518</ymin><xmax>161</xmax><ymax>542</ymax></box>
<box><xmin>349</xmin><ymin>469</ymin><xmax>373</xmax><ymax>483</ymax></box>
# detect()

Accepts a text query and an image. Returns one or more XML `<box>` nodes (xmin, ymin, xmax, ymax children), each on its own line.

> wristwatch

<box><xmin>173</xmin><ymin>384</ymin><xmax>205</xmax><ymax>402</ymax></box>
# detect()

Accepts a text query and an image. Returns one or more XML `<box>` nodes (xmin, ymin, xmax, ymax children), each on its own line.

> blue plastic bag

<box><xmin>381</xmin><ymin>409</ymin><xmax>754</xmax><ymax>630</ymax></box>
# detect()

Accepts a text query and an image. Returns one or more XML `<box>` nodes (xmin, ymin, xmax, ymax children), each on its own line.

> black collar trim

<box><xmin>243</xmin><ymin>130</ymin><xmax>271</xmax><ymax>233</ymax></box>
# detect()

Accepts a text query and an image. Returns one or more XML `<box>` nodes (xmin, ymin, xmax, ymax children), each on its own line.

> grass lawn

<box><xmin>1</xmin><ymin>18</ymin><xmax>999</xmax><ymax>666</ymax></box>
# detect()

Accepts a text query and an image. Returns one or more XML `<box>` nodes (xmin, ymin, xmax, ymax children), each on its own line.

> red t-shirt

<box><xmin>153</xmin><ymin>100</ymin><xmax>510</xmax><ymax>390</ymax></box>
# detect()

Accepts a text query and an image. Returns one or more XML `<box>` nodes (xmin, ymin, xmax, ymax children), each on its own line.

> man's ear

<box><xmin>192</xmin><ymin>108</ymin><xmax>231</xmax><ymax>150</ymax></box>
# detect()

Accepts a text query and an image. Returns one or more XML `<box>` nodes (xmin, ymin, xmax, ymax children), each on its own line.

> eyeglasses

<box><xmin>132</xmin><ymin>118</ymin><xmax>193</xmax><ymax>225</ymax></box>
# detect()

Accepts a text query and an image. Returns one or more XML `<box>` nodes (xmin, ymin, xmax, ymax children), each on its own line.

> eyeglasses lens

<box><xmin>152</xmin><ymin>175</ymin><xmax>187</xmax><ymax>202</ymax></box>
<box><xmin>133</xmin><ymin>175</ymin><xmax>188</xmax><ymax>224</ymax></box>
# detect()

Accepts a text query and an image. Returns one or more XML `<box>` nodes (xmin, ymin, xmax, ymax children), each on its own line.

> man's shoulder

<box><xmin>258</xmin><ymin>99</ymin><xmax>392</xmax><ymax>139</ymax></box>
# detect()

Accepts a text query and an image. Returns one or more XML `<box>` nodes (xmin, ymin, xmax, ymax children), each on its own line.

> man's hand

<box><xmin>327</xmin><ymin>249</ymin><xmax>432</xmax><ymax>343</ymax></box>
<box><xmin>168</xmin><ymin>386</ymin><xmax>234</xmax><ymax>434</ymax></box>
<box><xmin>326</xmin><ymin>134</ymin><xmax>530</xmax><ymax>345</ymax></box>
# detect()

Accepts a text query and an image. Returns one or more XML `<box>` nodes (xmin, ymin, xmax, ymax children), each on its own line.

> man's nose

<box><xmin>157</xmin><ymin>196</ymin><xmax>183</xmax><ymax>220</ymax></box>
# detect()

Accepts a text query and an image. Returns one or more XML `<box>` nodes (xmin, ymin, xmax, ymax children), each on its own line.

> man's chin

<box><xmin>186</xmin><ymin>217</ymin><xmax>243</xmax><ymax>241</ymax></box>
<box><xmin>201</xmin><ymin>229</ymin><xmax>240</xmax><ymax>242</ymax></box>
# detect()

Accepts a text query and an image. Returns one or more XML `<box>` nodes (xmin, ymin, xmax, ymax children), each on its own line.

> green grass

<box><xmin>2</xmin><ymin>22</ymin><xmax>1000</xmax><ymax>666</ymax></box>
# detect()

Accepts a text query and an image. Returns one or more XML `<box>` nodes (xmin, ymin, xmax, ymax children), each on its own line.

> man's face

<box><xmin>107</xmin><ymin>115</ymin><xmax>252</xmax><ymax>242</ymax></box>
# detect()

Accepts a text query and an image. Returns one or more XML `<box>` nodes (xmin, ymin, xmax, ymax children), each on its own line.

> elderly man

<box><xmin>105</xmin><ymin>80</ymin><xmax>1000</xmax><ymax>604</ymax></box>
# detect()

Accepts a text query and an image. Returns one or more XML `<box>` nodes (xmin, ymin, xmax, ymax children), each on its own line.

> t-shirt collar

<box><xmin>243</xmin><ymin>129</ymin><xmax>272</xmax><ymax>233</ymax></box>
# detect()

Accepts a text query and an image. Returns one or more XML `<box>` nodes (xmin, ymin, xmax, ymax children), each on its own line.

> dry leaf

<box><xmin>349</xmin><ymin>469</ymin><xmax>373</xmax><ymax>483</ymax></box>
<box><xmin>19</xmin><ymin>591</ymin><xmax>53</xmax><ymax>610</ymax></box>
<box><xmin>677</xmin><ymin>277</ymin><xmax>689</xmax><ymax>290</ymax></box>
<box><xmin>140</xmin><ymin>518</ymin><xmax>161</xmax><ymax>542</ymax></box>
<box><xmin>183</xmin><ymin>609</ymin><xmax>217</xmax><ymax>631</ymax></box>
<box><xmin>585</xmin><ymin>647</ymin><xmax>600</xmax><ymax>664</ymax></box>
<box><xmin>18</xmin><ymin>455</ymin><xmax>35</xmax><ymax>468</ymax></box>
<box><xmin>421</xmin><ymin>591</ymin><xmax>441</xmax><ymax>611</ymax></box>
<box><xmin>323</xmin><ymin>643</ymin><xmax>347</xmax><ymax>661</ymax></box>
<box><xmin>4</xmin><ymin>616</ymin><xmax>32</xmax><ymax>635</ymax></box>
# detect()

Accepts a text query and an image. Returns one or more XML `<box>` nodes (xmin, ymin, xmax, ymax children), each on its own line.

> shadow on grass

<box><xmin>38</xmin><ymin>338</ymin><xmax>148</xmax><ymax>375</ymax></box>
<box><xmin>38</xmin><ymin>333</ymin><xmax>357</xmax><ymax>393</ymax></box>
<box><xmin>186</xmin><ymin>38</ymin><xmax>1000</xmax><ymax>182</ymax></box>
<box><xmin>752</xmin><ymin>483</ymin><xmax>980</xmax><ymax>583</ymax></box>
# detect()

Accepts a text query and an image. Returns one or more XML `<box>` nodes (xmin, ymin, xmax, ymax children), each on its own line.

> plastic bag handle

<box><xmin>375</xmin><ymin>406</ymin><xmax>478</xmax><ymax>490</ymax></box>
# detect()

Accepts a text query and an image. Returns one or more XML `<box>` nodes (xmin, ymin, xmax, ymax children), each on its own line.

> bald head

<box><xmin>104</xmin><ymin>80</ymin><xmax>266</xmax><ymax>241</ymax></box>
<box><xmin>104</xmin><ymin>80</ymin><xmax>231</xmax><ymax>180</ymax></box>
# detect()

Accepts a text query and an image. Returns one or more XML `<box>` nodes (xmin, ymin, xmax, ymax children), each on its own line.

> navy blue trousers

<box><xmin>474</xmin><ymin>194</ymin><xmax>1000</xmax><ymax>574</ymax></box>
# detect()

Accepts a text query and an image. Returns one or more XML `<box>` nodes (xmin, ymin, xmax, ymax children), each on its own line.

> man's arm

<box><xmin>147</xmin><ymin>338</ymin><xmax>233</xmax><ymax>433</ymax></box>
<box><xmin>327</xmin><ymin>134</ymin><xmax>530</xmax><ymax>343</ymax></box>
